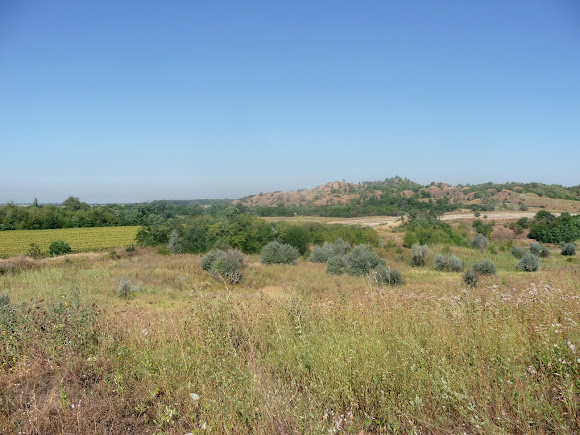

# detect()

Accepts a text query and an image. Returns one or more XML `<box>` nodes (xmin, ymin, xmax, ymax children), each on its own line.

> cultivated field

<box><xmin>1</xmin><ymin>235</ymin><xmax>578</xmax><ymax>433</ymax></box>
<box><xmin>0</xmin><ymin>226</ymin><xmax>139</xmax><ymax>258</ymax></box>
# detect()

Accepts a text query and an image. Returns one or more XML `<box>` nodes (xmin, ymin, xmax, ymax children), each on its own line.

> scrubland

<box><xmin>1</xmin><ymin>239</ymin><xmax>578</xmax><ymax>434</ymax></box>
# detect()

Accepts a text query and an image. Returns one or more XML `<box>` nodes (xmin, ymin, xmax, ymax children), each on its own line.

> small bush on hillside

<box><xmin>472</xmin><ymin>259</ymin><xmax>496</xmax><ymax>275</ymax></box>
<box><xmin>530</xmin><ymin>242</ymin><xmax>542</xmax><ymax>255</ymax></box>
<box><xmin>516</xmin><ymin>253</ymin><xmax>540</xmax><ymax>272</ymax></box>
<box><xmin>510</xmin><ymin>246</ymin><xmax>525</xmax><ymax>259</ymax></box>
<box><xmin>327</xmin><ymin>255</ymin><xmax>347</xmax><ymax>275</ymax></box>
<box><xmin>411</xmin><ymin>244</ymin><xmax>429</xmax><ymax>267</ymax></box>
<box><xmin>471</xmin><ymin>233</ymin><xmax>488</xmax><ymax>252</ymax></box>
<box><xmin>344</xmin><ymin>244</ymin><xmax>385</xmax><ymax>276</ymax></box>
<box><xmin>374</xmin><ymin>265</ymin><xmax>404</xmax><ymax>286</ymax></box>
<box><xmin>168</xmin><ymin>229</ymin><xmax>184</xmax><ymax>254</ymax></box>
<box><xmin>463</xmin><ymin>268</ymin><xmax>479</xmax><ymax>288</ymax></box>
<box><xmin>261</xmin><ymin>241</ymin><xmax>299</xmax><ymax>265</ymax></box>
<box><xmin>49</xmin><ymin>240</ymin><xmax>71</xmax><ymax>256</ymax></box>
<box><xmin>210</xmin><ymin>249</ymin><xmax>245</xmax><ymax>284</ymax></box>
<box><xmin>125</xmin><ymin>244</ymin><xmax>136</xmax><ymax>252</ymax></box>
<box><xmin>117</xmin><ymin>277</ymin><xmax>138</xmax><ymax>299</ymax></box>
<box><xmin>561</xmin><ymin>242</ymin><xmax>576</xmax><ymax>256</ymax></box>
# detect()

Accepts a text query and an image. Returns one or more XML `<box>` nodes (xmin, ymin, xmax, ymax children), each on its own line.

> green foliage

<box><xmin>403</xmin><ymin>217</ymin><xmax>466</xmax><ymax>247</ymax></box>
<box><xmin>344</xmin><ymin>244</ymin><xmax>385</xmax><ymax>276</ymax></box>
<box><xmin>117</xmin><ymin>277</ymin><xmax>137</xmax><ymax>299</ymax></box>
<box><xmin>49</xmin><ymin>240</ymin><xmax>71</xmax><ymax>256</ymax></box>
<box><xmin>277</xmin><ymin>225</ymin><xmax>310</xmax><ymax>255</ymax></box>
<box><xmin>529</xmin><ymin>212</ymin><xmax>580</xmax><ymax>243</ymax></box>
<box><xmin>125</xmin><ymin>244</ymin><xmax>136</xmax><ymax>252</ymax></box>
<box><xmin>261</xmin><ymin>241</ymin><xmax>299</xmax><ymax>265</ymax></box>
<box><xmin>326</xmin><ymin>255</ymin><xmax>347</xmax><ymax>275</ymax></box>
<box><xmin>374</xmin><ymin>265</ymin><xmax>404</xmax><ymax>286</ymax></box>
<box><xmin>516</xmin><ymin>254</ymin><xmax>540</xmax><ymax>272</ymax></box>
<box><xmin>472</xmin><ymin>219</ymin><xmax>494</xmax><ymax>236</ymax></box>
<box><xmin>472</xmin><ymin>259</ymin><xmax>496</xmax><ymax>275</ymax></box>
<box><xmin>560</xmin><ymin>242</ymin><xmax>576</xmax><ymax>256</ymax></box>
<box><xmin>471</xmin><ymin>233</ymin><xmax>488</xmax><ymax>252</ymax></box>
<box><xmin>510</xmin><ymin>246</ymin><xmax>525</xmax><ymax>259</ymax></box>
<box><xmin>201</xmin><ymin>249</ymin><xmax>225</xmax><ymax>271</ymax></box>
<box><xmin>433</xmin><ymin>254</ymin><xmax>464</xmax><ymax>272</ymax></box>
<box><xmin>463</xmin><ymin>268</ymin><xmax>479</xmax><ymax>288</ymax></box>
<box><xmin>411</xmin><ymin>244</ymin><xmax>429</xmax><ymax>267</ymax></box>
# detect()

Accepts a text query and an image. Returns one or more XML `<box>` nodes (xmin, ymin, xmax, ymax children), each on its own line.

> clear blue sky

<box><xmin>1</xmin><ymin>0</ymin><xmax>579</xmax><ymax>203</ymax></box>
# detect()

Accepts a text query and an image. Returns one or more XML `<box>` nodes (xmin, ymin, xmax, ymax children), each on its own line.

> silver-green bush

<box><xmin>411</xmin><ymin>244</ymin><xmax>429</xmax><ymax>267</ymax></box>
<box><xmin>210</xmin><ymin>249</ymin><xmax>245</xmax><ymax>284</ymax></box>
<box><xmin>510</xmin><ymin>246</ymin><xmax>525</xmax><ymax>259</ymax></box>
<box><xmin>471</xmin><ymin>233</ymin><xmax>488</xmax><ymax>252</ymax></box>
<box><xmin>374</xmin><ymin>265</ymin><xmax>404</xmax><ymax>286</ymax></box>
<box><xmin>344</xmin><ymin>244</ymin><xmax>385</xmax><ymax>276</ymax></box>
<box><xmin>327</xmin><ymin>255</ymin><xmax>347</xmax><ymax>275</ymax></box>
<box><xmin>516</xmin><ymin>253</ymin><xmax>540</xmax><ymax>272</ymax></box>
<box><xmin>261</xmin><ymin>241</ymin><xmax>299</xmax><ymax>265</ymax></box>
<box><xmin>561</xmin><ymin>242</ymin><xmax>576</xmax><ymax>256</ymax></box>
<box><xmin>472</xmin><ymin>259</ymin><xmax>496</xmax><ymax>275</ymax></box>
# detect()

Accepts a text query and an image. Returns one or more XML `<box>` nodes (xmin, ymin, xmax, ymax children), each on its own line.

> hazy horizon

<box><xmin>2</xmin><ymin>1</ymin><xmax>579</xmax><ymax>203</ymax></box>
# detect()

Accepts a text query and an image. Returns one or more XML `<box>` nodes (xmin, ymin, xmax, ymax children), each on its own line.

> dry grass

<box><xmin>1</xmin><ymin>242</ymin><xmax>579</xmax><ymax>433</ymax></box>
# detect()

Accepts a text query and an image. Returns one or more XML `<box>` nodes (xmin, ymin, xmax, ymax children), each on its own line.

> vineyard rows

<box><xmin>0</xmin><ymin>226</ymin><xmax>139</xmax><ymax>258</ymax></box>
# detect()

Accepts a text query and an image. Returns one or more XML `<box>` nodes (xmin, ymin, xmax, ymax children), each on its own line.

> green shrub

<box><xmin>463</xmin><ymin>268</ymin><xmax>479</xmax><ymax>287</ymax></box>
<box><xmin>471</xmin><ymin>233</ymin><xmax>488</xmax><ymax>252</ymax></box>
<box><xmin>261</xmin><ymin>241</ymin><xmax>299</xmax><ymax>265</ymax></box>
<box><xmin>49</xmin><ymin>240</ymin><xmax>71</xmax><ymax>256</ymax></box>
<box><xmin>210</xmin><ymin>249</ymin><xmax>245</xmax><ymax>284</ymax></box>
<box><xmin>117</xmin><ymin>277</ymin><xmax>137</xmax><ymax>299</ymax></box>
<box><xmin>560</xmin><ymin>242</ymin><xmax>576</xmax><ymax>256</ymax></box>
<box><xmin>344</xmin><ymin>244</ymin><xmax>385</xmax><ymax>276</ymax></box>
<box><xmin>327</xmin><ymin>255</ymin><xmax>347</xmax><ymax>275</ymax></box>
<box><xmin>374</xmin><ymin>265</ymin><xmax>404</xmax><ymax>286</ymax></box>
<box><xmin>125</xmin><ymin>244</ymin><xmax>136</xmax><ymax>252</ymax></box>
<box><xmin>516</xmin><ymin>253</ymin><xmax>540</xmax><ymax>272</ymax></box>
<box><xmin>157</xmin><ymin>246</ymin><xmax>171</xmax><ymax>255</ymax></box>
<box><xmin>201</xmin><ymin>249</ymin><xmax>225</xmax><ymax>271</ymax></box>
<box><xmin>472</xmin><ymin>259</ymin><xmax>496</xmax><ymax>275</ymax></box>
<box><xmin>448</xmin><ymin>255</ymin><xmax>464</xmax><ymax>272</ymax></box>
<box><xmin>510</xmin><ymin>246</ymin><xmax>525</xmax><ymax>259</ymax></box>
<box><xmin>411</xmin><ymin>244</ymin><xmax>429</xmax><ymax>267</ymax></box>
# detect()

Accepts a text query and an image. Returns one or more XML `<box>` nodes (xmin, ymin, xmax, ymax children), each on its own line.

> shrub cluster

<box><xmin>201</xmin><ymin>249</ymin><xmax>246</xmax><ymax>283</ymax></box>
<box><xmin>433</xmin><ymin>254</ymin><xmax>464</xmax><ymax>272</ymax></box>
<box><xmin>516</xmin><ymin>253</ymin><xmax>540</xmax><ymax>272</ymax></box>
<box><xmin>326</xmin><ymin>255</ymin><xmax>347</xmax><ymax>275</ymax></box>
<box><xmin>309</xmin><ymin>238</ymin><xmax>350</xmax><ymax>263</ymax></box>
<box><xmin>411</xmin><ymin>244</ymin><xmax>429</xmax><ymax>267</ymax></box>
<box><xmin>463</xmin><ymin>268</ymin><xmax>479</xmax><ymax>288</ymax></box>
<box><xmin>261</xmin><ymin>242</ymin><xmax>299</xmax><ymax>265</ymax></box>
<box><xmin>472</xmin><ymin>259</ymin><xmax>497</xmax><ymax>275</ymax></box>
<box><xmin>117</xmin><ymin>277</ymin><xmax>138</xmax><ymax>299</ymax></box>
<box><xmin>168</xmin><ymin>229</ymin><xmax>184</xmax><ymax>254</ymax></box>
<box><xmin>561</xmin><ymin>242</ymin><xmax>576</xmax><ymax>256</ymax></box>
<box><xmin>374</xmin><ymin>265</ymin><xmax>404</xmax><ymax>286</ymax></box>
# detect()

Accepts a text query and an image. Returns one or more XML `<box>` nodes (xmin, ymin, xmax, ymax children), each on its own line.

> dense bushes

<box><xmin>529</xmin><ymin>212</ymin><xmax>580</xmax><ymax>243</ymax></box>
<box><xmin>463</xmin><ymin>268</ymin><xmax>479</xmax><ymax>287</ymax></box>
<box><xmin>327</xmin><ymin>255</ymin><xmax>347</xmax><ymax>275</ymax></box>
<box><xmin>433</xmin><ymin>254</ymin><xmax>464</xmax><ymax>272</ymax></box>
<box><xmin>201</xmin><ymin>249</ymin><xmax>245</xmax><ymax>283</ymax></box>
<box><xmin>261</xmin><ymin>242</ymin><xmax>299</xmax><ymax>265</ymax></box>
<box><xmin>403</xmin><ymin>218</ymin><xmax>466</xmax><ymax>247</ymax></box>
<box><xmin>472</xmin><ymin>219</ymin><xmax>494</xmax><ymax>236</ymax></box>
<box><xmin>530</xmin><ymin>242</ymin><xmax>549</xmax><ymax>258</ymax></box>
<box><xmin>516</xmin><ymin>254</ymin><xmax>540</xmax><ymax>272</ymax></box>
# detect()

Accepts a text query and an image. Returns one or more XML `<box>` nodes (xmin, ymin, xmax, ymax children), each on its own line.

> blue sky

<box><xmin>1</xmin><ymin>0</ymin><xmax>579</xmax><ymax>203</ymax></box>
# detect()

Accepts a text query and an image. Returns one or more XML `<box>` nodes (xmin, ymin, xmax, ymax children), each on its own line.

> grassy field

<box><xmin>0</xmin><ymin>226</ymin><xmax>139</xmax><ymax>258</ymax></box>
<box><xmin>1</xmin><ymin>238</ymin><xmax>578</xmax><ymax>433</ymax></box>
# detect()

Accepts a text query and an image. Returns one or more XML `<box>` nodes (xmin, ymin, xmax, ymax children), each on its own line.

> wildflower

<box><xmin>190</xmin><ymin>393</ymin><xmax>200</xmax><ymax>401</ymax></box>
<box><xmin>567</xmin><ymin>341</ymin><xmax>576</xmax><ymax>352</ymax></box>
